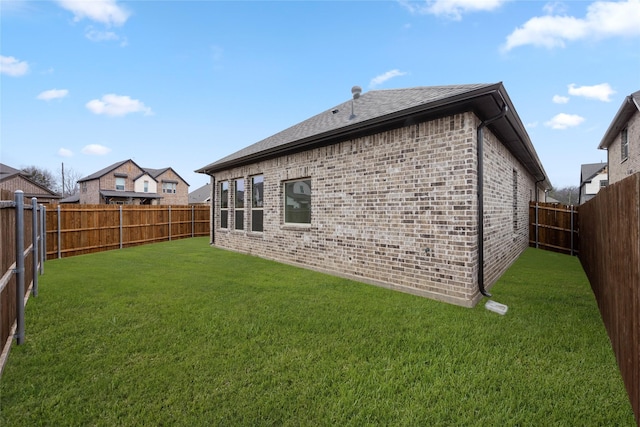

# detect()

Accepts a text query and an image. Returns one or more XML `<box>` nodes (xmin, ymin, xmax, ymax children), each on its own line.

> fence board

<box><xmin>579</xmin><ymin>173</ymin><xmax>640</xmax><ymax>426</ymax></box>
<box><xmin>46</xmin><ymin>204</ymin><xmax>210</xmax><ymax>259</ymax></box>
<box><xmin>1</xmin><ymin>190</ymin><xmax>43</xmax><ymax>374</ymax></box>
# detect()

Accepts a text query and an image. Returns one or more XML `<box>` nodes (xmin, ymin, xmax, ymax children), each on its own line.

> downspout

<box><xmin>210</xmin><ymin>175</ymin><xmax>216</xmax><ymax>245</ymax></box>
<box><xmin>477</xmin><ymin>101</ymin><xmax>508</xmax><ymax>298</ymax></box>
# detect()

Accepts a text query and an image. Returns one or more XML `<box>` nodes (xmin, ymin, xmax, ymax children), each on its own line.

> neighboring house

<box><xmin>598</xmin><ymin>90</ymin><xmax>640</xmax><ymax>184</ymax></box>
<box><xmin>196</xmin><ymin>83</ymin><xmax>550</xmax><ymax>307</ymax></box>
<box><xmin>0</xmin><ymin>163</ymin><xmax>61</xmax><ymax>204</ymax></box>
<box><xmin>188</xmin><ymin>183</ymin><xmax>212</xmax><ymax>205</ymax></box>
<box><xmin>578</xmin><ymin>162</ymin><xmax>608</xmax><ymax>205</ymax></box>
<box><xmin>77</xmin><ymin>159</ymin><xmax>189</xmax><ymax>205</ymax></box>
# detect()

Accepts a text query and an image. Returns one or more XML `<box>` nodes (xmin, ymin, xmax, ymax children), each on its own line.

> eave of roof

<box><xmin>100</xmin><ymin>190</ymin><xmax>163</xmax><ymax>199</ymax></box>
<box><xmin>197</xmin><ymin>83</ymin><xmax>549</xmax><ymax>188</ymax></box>
<box><xmin>598</xmin><ymin>90</ymin><xmax>640</xmax><ymax>150</ymax></box>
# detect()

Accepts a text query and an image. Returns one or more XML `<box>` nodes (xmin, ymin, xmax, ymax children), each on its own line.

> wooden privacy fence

<box><xmin>579</xmin><ymin>173</ymin><xmax>640</xmax><ymax>426</ymax></box>
<box><xmin>0</xmin><ymin>190</ymin><xmax>46</xmax><ymax>376</ymax></box>
<box><xmin>46</xmin><ymin>204</ymin><xmax>210</xmax><ymax>259</ymax></box>
<box><xmin>529</xmin><ymin>202</ymin><xmax>579</xmax><ymax>256</ymax></box>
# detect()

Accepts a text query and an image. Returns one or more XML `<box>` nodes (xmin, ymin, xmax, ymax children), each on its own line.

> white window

<box><xmin>284</xmin><ymin>179</ymin><xmax>311</xmax><ymax>224</ymax></box>
<box><xmin>144</xmin><ymin>180</ymin><xmax>149</xmax><ymax>193</ymax></box>
<box><xmin>115</xmin><ymin>177</ymin><xmax>125</xmax><ymax>191</ymax></box>
<box><xmin>621</xmin><ymin>128</ymin><xmax>629</xmax><ymax>161</ymax></box>
<box><xmin>162</xmin><ymin>182</ymin><xmax>177</xmax><ymax>194</ymax></box>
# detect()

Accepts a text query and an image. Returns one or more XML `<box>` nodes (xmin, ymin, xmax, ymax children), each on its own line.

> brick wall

<box><xmin>157</xmin><ymin>169</ymin><xmax>189</xmax><ymax>205</ymax></box>
<box><xmin>210</xmin><ymin>112</ymin><xmax>537</xmax><ymax>306</ymax></box>
<box><xmin>608</xmin><ymin>111</ymin><xmax>640</xmax><ymax>184</ymax></box>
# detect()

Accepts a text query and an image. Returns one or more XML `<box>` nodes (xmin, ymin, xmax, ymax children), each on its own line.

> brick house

<box><xmin>78</xmin><ymin>159</ymin><xmax>189</xmax><ymax>205</ymax></box>
<box><xmin>197</xmin><ymin>83</ymin><xmax>550</xmax><ymax>307</ymax></box>
<box><xmin>0</xmin><ymin>163</ymin><xmax>61</xmax><ymax>204</ymax></box>
<box><xmin>598</xmin><ymin>90</ymin><xmax>640</xmax><ymax>184</ymax></box>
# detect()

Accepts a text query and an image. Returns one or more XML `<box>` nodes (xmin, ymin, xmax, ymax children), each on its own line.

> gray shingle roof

<box><xmin>78</xmin><ymin>159</ymin><xmax>133</xmax><ymax>182</ymax></box>
<box><xmin>580</xmin><ymin>162</ymin><xmax>607</xmax><ymax>185</ymax></box>
<box><xmin>188</xmin><ymin>183</ymin><xmax>212</xmax><ymax>204</ymax></box>
<box><xmin>598</xmin><ymin>89</ymin><xmax>640</xmax><ymax>149</ymax></box>
<box><xmin>197</xmin><ymin>84</ymin><xmax>494</xmax><ymax>173</ymax></box>
<box><xmin>79</xmin><ymin>160</ymin><xmax>189</xmax><ymax>186</ymax></box>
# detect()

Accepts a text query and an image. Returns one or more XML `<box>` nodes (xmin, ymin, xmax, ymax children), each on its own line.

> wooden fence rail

<box><xmin>578</xmin><ymin>173</ymin><xmax>640</xmax><ymax>426</ymax></box>
<box><xmin>1</xmin><ymin>190</ymin><xmax>45</xmax><ymax>376</ymax></box>
<box><xmin>529</xmin><ymin>202</ymin><xmax>579</xmax><ymax>256</ymax></box>
<box><xmin>46</xmin><ymin>204</ymin><xmax>210</xmax><ymax>259</ymax></box>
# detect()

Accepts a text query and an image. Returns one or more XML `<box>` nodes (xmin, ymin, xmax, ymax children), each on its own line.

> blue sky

<box><xmin>1</xmin><ymin>0</ymin><xmax>639</xmax><ymax>191</ymax></box>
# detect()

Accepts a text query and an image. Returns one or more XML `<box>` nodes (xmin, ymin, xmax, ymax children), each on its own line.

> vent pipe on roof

<box><xmin>350</xmin><ymin>86</ymin><xmax>362</xmax><ymax>119</ymax></box>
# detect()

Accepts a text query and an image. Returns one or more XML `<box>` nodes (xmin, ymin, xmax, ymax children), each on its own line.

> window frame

<box><xmin>115</xmin><ymin>177</ymin><xmax>125</xmax><ymax>191</ymax></box>
<box><xmin>283</xmin><ymin>178</ymin><xmax>311</xmax><ymax>225</ymax></box>
<box><xmin>162</xmin><ymin>182</ymin><xmax>177</xmax><ymax>194</ymax></box>
<box><xmin>251</xmin><ymin>175</ymin><xmax>264</xmax><ymax>232</ymax></box>
<box><xmin>234</xmin><ymin>178</ymin><xmax>245</xmax><ymax>231</ymax></box>
<box><xmin>621</xmin><ymin>127</ymin><xmax>629</xmax><ymax>162</ymax></box>
<box><xmin>220</xmin><ymin>181</ymin><xmax>229</xmax><ymax>229</ymax></box>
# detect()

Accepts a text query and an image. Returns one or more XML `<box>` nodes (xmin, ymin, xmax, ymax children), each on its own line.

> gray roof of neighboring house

<box><xmin>598</xmin><ymin>90</ymin><xmax>640</xmax><ymax>150</ymax></box>
<box><xmin>580</xmin><ymin>162</ymin><xmax>607</xmax><ymax>185</ymax></box>
<box><xmin>100</xmin><ymin>190</ymin><xmax>163</xmax><ymax>199</ymax></box>
<box><xmin>0</xmin><ymin>163</ymin><xmax>22</xmax><ymax>179</ymax></box>
<box><xmin>79</xmin><ymin>160</ymin><xmax>189</xmax><ymax>186</ymax></box>
<box><xmin>188</xmin><ymin>183</ymin><xmax>212</xmax><ymax>204</ymax></box>
<box><xmin>78</xmin><ymin>159</ymin><xmax>135</xmax><ymax>182</ymax></box>
<box><xmin>196</xmin><ymin>83</ymin><xmax>550</xmax><ymax>188</ymax></box>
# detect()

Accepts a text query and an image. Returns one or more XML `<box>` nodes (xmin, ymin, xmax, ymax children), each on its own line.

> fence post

<box><xmin>570</xmin><ymin>205</ymin><xmax>574</xmax><ymax>256</ymax></box>
<box><xmin>119</xmin><ymin>206</ymin><xmax>123</xmax><ymax>249</ymax></box>
<box><xmin>14</xmin><ymin>191</ymin><xmax>25</xmax><ymax>345</ymax></box>
<box><xmin>192</xmin><ymin>205</ymin><xmax>195</xmax><ymax>237</ymax></box>
<box><xmin>31</xmin><ymin>198</ymin><xmax>38</xmax><ymax>297</ymax></box>
<box><xmin>57</xmin><ymin>204</ymin><xmax>61</xmax><ymax>259</ymax></box>
<box><xmin>40</xmin><ymin>205</ymin><xmax>45</xmax><ymax>272</ymax></box>
<box><xmin>535</xmin><ymin>202</ymin><xmax>539</xmax><ymax>248</ymax></box>
<box><xmin>168</xmin><ymin>206</ymin><xmax>172</xmax><ymax>241</ymax></box>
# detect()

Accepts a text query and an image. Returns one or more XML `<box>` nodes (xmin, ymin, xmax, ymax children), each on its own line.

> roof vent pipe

<box><xmin>350</xmin><ymin>86</ymin><xmax>361</xmax><ymax>119</ymax></box>
<box><xmin>477</xmin><ymin>100</ymin><xmax>508</xmax><ymax>298</ymax></box>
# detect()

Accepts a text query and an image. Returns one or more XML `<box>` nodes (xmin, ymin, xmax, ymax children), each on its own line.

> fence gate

<box><xmin>529</xmin><ymin>202</ymin><xmax>579</xmax><ymax>256</ymax></box>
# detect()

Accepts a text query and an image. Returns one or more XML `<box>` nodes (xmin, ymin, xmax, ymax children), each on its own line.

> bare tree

<box><xmin>547</xmin><ymin>186</ymin><xmax>579</xmax><ymax>205</ymax></box>
<box><xmin>21</xmin><ymin>165</ymin><xmax>58</xmax><ymax>193</ymax></box>
<box><xmin>58</xmin><ymin>164</ymin><xmax>83</xmax><ymax>197</ymax></box>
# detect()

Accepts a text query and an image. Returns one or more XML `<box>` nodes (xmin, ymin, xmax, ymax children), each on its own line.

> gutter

<box><xmin>476</xmin><ymin>95</ymin><xmax>508</xmax><ymax>298</ymax></box>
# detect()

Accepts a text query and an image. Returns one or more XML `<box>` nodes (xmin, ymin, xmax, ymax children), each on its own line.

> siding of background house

<box><xmin>156</xmin><ymin>169</ymin><xmax>189</xmax><ymax>205</ymax></box>
<box><xmin>212</xmin><ymin>112</ymin><xmax>538</xmax><ymax>307</ymax></box>
<box><xmin>0</xmin><ymin>176</ymin><xmax>60</xmax><ymax>204</ymax></box>
<box><xmin>608</xmin><ymin>111</ymin><xmax>640</xmax><ymax>184</ymax></box>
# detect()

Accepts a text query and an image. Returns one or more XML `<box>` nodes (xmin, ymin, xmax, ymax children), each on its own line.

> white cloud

<box><xmin>37</xmin><ymin>89</ymin><xmax>69</xmax><ymax>101</ymax></box>
<box><xmin>503</xmin><ymin>0</ymin><xmax>640</xmax><ymax>51</ymax></box>
<box><xmin>56</xmin><ymin>0</ymin><xmax>131</xmax><ymax>26</ymax></box>
<box><xmin>0</xmin><ymin>55</ymin><xmax>29</xmax><ymax>76</ymax></box>
<box><xmin>370</xmin><ymin>69</ymin><xmax>408</xmax><ymax>88</ymax></box>
<box><xmin>545</xmin><ymin>113</ymin><xmax>585</xmax><ymax>129</ymax></box>
<box><xmin>81</xmin><ymin>144</ymin><xmax>111</xmax><ymax>155</ymax></box>
<box><xmin>85</xmin><ymin>27</ymin><xmax>117</xmax><ymax>41</ymax></box>
<box><xmin>398</xmin><ymin>0</ymin><xmax>507</xmax><ymax>20</ymax></box>
<box><xmin>58</xmin><ymin>148</ymin><xmax>74</xmax><ymax>157</ymax></box>
<box><xmin>568</xmin><ymin>83</ymin><xmax>615</xmax><ymax>102</ymax></box>
<box><xmin>86</xmin><ymin>94</ymin><xmax>153</xmax><ymax>117</ymax></box>
<box><xmin>552</xmin><ymin>95</ymin><xmax>569</xmax><ymax>104</ymax></box>
<box><xmin>543</xmin><ymin>1</ymin><xmax>568</xmax><ymax>15</ymax></box>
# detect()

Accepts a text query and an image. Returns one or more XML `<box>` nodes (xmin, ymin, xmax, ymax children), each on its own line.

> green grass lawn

<box><xmin>0</xmin><ymin>238</ymin><xmax>634</xmax><ymax>426</ymax></box>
